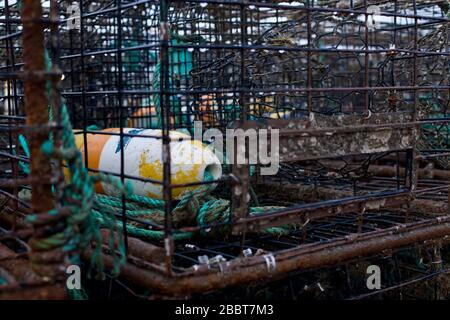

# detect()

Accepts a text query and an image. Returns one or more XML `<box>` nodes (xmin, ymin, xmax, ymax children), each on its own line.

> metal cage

<box><xmin>1</xmin><ymin>0</ymin><xmax>450</xmax><ymax>299</ymax></box>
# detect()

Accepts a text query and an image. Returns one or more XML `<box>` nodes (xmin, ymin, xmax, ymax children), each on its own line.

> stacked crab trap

<box><xmin>0</xmin><ymin>0</ymin><xmax>450</xmax><ymax>299</ymax></box>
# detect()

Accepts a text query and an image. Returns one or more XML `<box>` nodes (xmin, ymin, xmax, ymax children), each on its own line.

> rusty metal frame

<box><xmin>92</xmin><ymin>212</ymin><xmax>450</xmax><ymax>296</ymax></box>
<box><xmin>0</xmin><ymin>0</ymin><xmax>67</xmax><ymax>299</ymax></box>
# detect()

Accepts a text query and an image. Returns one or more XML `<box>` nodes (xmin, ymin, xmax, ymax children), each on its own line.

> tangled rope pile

<box><xmin>93</xmin><ymin>182</ymin><xmax>291</xmax><ymax>241</ymax></box>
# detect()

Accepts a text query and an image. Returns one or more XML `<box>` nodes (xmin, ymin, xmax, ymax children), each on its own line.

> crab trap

<box><xmin>0</xmin><ymin>0</ymin><xmax>450</xmax><ymax>299</ymax></box>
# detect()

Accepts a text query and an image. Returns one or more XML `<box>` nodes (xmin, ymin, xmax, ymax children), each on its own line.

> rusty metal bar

<box><xmin>160</xmin><ymin>0</ymin><xmax>174</xmax><ymax>274</ymax></box>
<box><xmin>21</xmin><ymin>0</ymin><xmax>53</xmax><ymax>214</ymax></box>
<box><xmin>91</xmin><ymin>215</ymin><xmax>450</xmax><ymax>296</ymax></box>
<box><xmin>20</xmin><ymin>0</ymin><xmax>66</xmax><ymax>281</ymax></box>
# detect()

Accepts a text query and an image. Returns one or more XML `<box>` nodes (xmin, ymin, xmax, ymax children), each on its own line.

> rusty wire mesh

<box><xmin>0</xmin><ymin>0</ymin><xmax>449</xmax><ymax>299</ymax></box>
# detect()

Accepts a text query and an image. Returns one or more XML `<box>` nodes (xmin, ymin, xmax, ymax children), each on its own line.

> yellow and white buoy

<box><xmin>72</xmin><ymin>128</ymin><xmax>222</xmax><ymax>199</ymax></box>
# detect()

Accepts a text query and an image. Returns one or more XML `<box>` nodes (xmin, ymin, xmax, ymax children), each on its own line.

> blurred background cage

<box><xmin>1</xmin><ymin>0</ymin><xmax>450</xmax><ymax>299</ymax></box>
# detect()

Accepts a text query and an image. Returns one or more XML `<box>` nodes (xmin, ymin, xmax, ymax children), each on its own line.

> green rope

<box><xmin>17</xmin><ymin>134</ymin><xmax>30</xmax><ymax>174</ymax></box>
<box><xmin>89</xmin><ymin>169</ymin><xmax>291</xmax><ymax>241</ymax></box>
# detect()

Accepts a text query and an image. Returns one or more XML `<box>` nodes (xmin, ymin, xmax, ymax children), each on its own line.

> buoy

<box><xmin>72</xmin><ymin>128</ymin><xmax>222</xmax><ymax>199</ymax></box>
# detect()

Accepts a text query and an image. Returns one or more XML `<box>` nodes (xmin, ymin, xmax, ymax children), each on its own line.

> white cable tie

<box><xmin>263</xmin><ymin>253</ymin><xmax>276</xmax><ymax>272</ymax></box>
